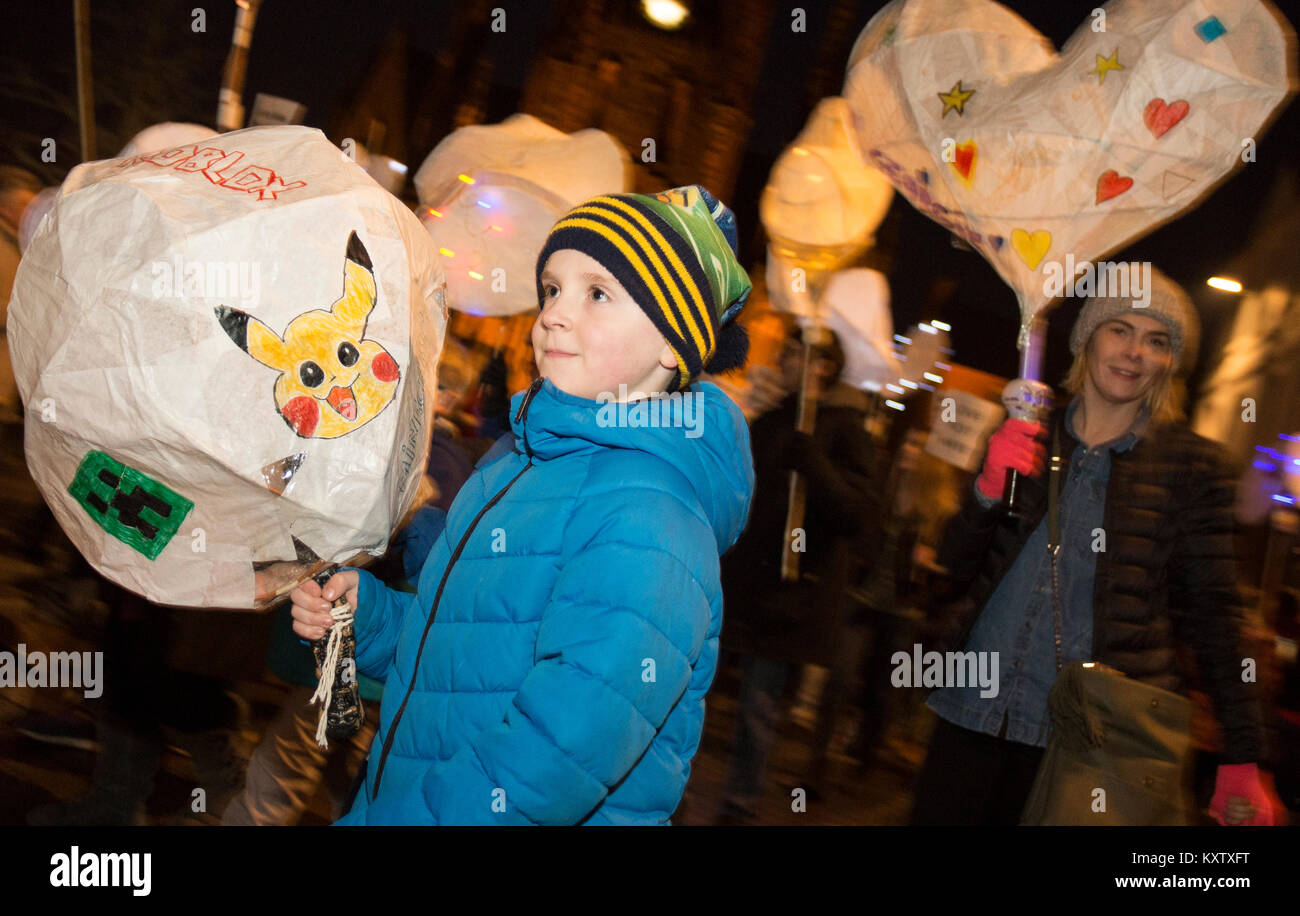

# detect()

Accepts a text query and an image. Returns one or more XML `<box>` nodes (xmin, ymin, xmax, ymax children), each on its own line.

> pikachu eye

<box><xmin>299</xmin><ymin>361</ymin><xmax>324</xmax><ymax>388</ymax></box>
<box><xmin>338</xmin><ymin>341</ymin><xmax>360</xmax><ymax>367</ymax></box>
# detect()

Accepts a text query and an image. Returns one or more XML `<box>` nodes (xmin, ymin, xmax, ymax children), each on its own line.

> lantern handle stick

<box><xmin>1003</xmin><ymin>311</ymin><xmax>1054</xmax><ymax>518</ymax></box>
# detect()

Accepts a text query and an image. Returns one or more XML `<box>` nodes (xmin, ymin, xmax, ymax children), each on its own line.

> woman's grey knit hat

<box><xmin>1068</xmin><ymin>265</ymin><xmax>1200</xmax><ymax>372</ymax></box>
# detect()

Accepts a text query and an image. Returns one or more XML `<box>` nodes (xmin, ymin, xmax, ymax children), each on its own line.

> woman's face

<box><xmin>1084</xmin><ymin>313</ymin><xmax>1173</xmax><ymax>408</ymax></box>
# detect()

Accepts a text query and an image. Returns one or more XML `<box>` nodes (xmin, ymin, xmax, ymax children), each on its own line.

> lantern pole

<box><xmin>217</xmin><ymin>0</ymin><xmax>264</xmax><ymax>131</ymax></box>
<box><xmin>73</xmin><ymin>0</ymin><xmax>96</xmax><ymax>162</ymax></box>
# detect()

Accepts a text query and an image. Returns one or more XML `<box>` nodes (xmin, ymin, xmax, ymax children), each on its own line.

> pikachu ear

<box><xmin>332</xmin><ymin>231</ymin><xmax>377</xmax><ymax>332</ymax></box>
<box><xmin>214</xmin><ymin>305</ymin><xmax>289</xmax><ymax>370</ymax></box>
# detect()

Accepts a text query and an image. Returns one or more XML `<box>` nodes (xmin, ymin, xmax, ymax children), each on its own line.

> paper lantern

<box><xmin>764</xmin><ymin>245</ymin><xmax>817</xmax><ymax>319</ymax></box>
<box><xmin>414</xmin><ymin>114</ymin><xmax>630</xmax><ymax>316</ymax></box>
<box><xmin>820</xmin><ymin>269</ymin><xmax>902</xmax><ymax>392</ymax></box>
<box><xmin>844</xmin><ymin>0</ymin><xmax>1296</xmax><ymax>347</ymax></box>
<box><xmin>17</xmin><ymin>187</ymin><xmax>57</xmax><ymax>255</ymax></box>
<box><xmin>8</xmin><ymin>125</ymin><xmax>447</xmax><ymax>609</ymax></box>
<box><xmin>761</xmin><ymin>97</ymin><xmax>894</xmax><ymax>274</ymax></box>
<box><xmin>765</xmin><ymin>250</ymin><xmax>902</xmax><ymax>394</ymax></box>
<box><xmin>118</xmin><ymin>122</ymin><xmax>219</xmax><ymax>159</ymax></box>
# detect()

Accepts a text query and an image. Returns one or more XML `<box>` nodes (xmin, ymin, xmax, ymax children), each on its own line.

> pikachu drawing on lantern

<box><xmin>215</xmin><ymin>232</ymin><xmax>401</xmax><ymax>439</ymax></box>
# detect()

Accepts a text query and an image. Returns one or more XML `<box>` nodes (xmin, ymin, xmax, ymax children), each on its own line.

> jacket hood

<box><xmin>508</xmin><ymin>377</ymin><xmax>754</xmax><ymax>553</ymax></box>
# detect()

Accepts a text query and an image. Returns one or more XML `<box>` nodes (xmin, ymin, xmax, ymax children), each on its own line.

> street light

<box><xmin>642</xmin><ymin>0</ymin><xmax>689</xmax><ymax>30</ymax></box>
<box><xmin>1207</xmin><ymin>276</ymin><xmax>1243</xmax><ymax>293</ymax></box>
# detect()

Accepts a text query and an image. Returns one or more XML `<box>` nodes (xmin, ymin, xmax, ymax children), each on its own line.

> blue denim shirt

<box><xmin>926</xmin><ymin>398</ymin><xmax>1148</xmax><ymax>747</ymax></box>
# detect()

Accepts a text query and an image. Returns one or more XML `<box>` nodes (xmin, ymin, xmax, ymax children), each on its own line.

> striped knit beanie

<box><xmin>535</xmin><ymin>185</ymin><xmax>753</xmax><ymax>390</ymax></box>
<box><xmin>1068</xmin><ymin>266</ymin><xmax>1200</xmax><ymax>373</ymax></box>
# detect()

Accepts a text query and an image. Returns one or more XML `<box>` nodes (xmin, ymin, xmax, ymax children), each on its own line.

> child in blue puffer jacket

<box><xmin>291</xmin><ymin>186</ymin><xmax>756</xmax><ymax>824</ymax></box>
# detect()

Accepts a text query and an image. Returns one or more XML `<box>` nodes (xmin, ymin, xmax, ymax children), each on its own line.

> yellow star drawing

<box><xmin>938</xmin><ymin>80</ymin><xmax>976</xmax><ymax>117</ymax></box>
<box><xmin>1092</xmin><ymin>50</ymin><xmax>1124</xmax><ymax>84</ymax></box>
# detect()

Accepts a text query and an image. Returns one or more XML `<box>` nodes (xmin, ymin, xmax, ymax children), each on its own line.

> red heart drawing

<box><xmin>953</xmin><ymin>140</ymin><xmax>976</xmax><ymax>181</ymax></box>
<box><xmin>1095</xmin><ymin>169</ymin><xmax>1133</xmax><ymax>204</ymax></box>
<box><xmin>1144</xmin><ymin>99</ymin><xmax>1189</xmax><ymax>139</ymax></box>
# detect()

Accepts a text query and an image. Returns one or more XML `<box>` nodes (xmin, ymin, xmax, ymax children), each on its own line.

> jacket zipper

<box><xmin>370</xmin><ymin>378</ymin><xmax>543</xmax><ymax>801</ymax></box>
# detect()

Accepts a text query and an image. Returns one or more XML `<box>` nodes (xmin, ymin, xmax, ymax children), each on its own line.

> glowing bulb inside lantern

<box><xmin>1207</xmin><ymin>276</ymin><xmax>1242</xmax><ymax>292</ymax></box>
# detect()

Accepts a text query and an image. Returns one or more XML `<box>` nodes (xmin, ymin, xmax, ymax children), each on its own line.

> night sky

<box><xmin>4</xmin><ymin>0</ymin><xmax>1298</xmax><ymax>392</ymax></box>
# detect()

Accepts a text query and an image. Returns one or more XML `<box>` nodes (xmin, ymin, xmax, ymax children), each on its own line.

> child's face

<box><xmin>534</xmin><ymin>249</ymin><xmax>677</xmax><ymax>401</ymax></box>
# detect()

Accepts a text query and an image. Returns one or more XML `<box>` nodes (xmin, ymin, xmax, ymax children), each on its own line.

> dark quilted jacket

<box><xmin>935</xmin><ymin>406</ymin><xmax>1264</xmax><ymax>764</ymax></box>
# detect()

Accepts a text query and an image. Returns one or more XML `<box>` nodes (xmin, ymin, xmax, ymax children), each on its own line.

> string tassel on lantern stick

<box><xmin>308</xmin><ymin>567</ymin><xmax>362</xmax><ymax>748</ymax></box>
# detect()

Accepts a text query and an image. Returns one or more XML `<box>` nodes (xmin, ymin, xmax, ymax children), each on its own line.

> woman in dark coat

<box><xmin>911</xmin><ymin>269</ymin><xmax>1276</xmax><ymax>826</ymax></box>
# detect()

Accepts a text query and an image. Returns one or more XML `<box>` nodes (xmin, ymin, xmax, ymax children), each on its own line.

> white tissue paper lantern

<box><xmin>8</xmin><ymin>125</ymin><xmax>447</xmax><ymax>609</ymax></box>
<box><xmin>820</xmin><ymin>269</ymin><xmax>902</xmax><ymax>393</ymax></box>
<box><xmin>17</xmin><ymin>186</ymin><xmax>58</xmax><ymax>255</ymax></box>
<box><xmin>414</xmin><ymin>113</ymin><xmax>630</xmax><ymax>316</ymax></box>
<box><xmin>760</xmin><ymin>96</ymin><xmax>894</xmax><ymax>274</ymax></box>
<box><xmin>764</xmin><ymin>246</ymin><xmax>817</xmax><ymax>319</ymax></box>
<box><xmin>844</xmin><ymin>0</ymin><xmax>1296</xmax><ymax>348</ymax></box>
<box><xmin>118</xmin><ymin>122</ymin><xmax>219</xmax><ymax>159</ymax></box>
<box><xmin>766</xmin><ymin>255</ymin><xmax>902</xmax><ymax>394</ymax></box>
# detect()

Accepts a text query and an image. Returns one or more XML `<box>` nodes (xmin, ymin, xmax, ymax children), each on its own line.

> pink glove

<box><xmin>976</xmin><ymin>419</ymin><xmax>1046</xmax><ymax>500</ymax></box>
<box><xmin>1209</xmin><ymin>763</ymin><xmax>1275</xmax><ymax>826</ymax></box>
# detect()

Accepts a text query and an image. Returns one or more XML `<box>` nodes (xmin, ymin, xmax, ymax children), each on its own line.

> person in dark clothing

<box><xmin>718</xmin><ymin>327</ymin><xmax>881</xmax><ymax>821</ymax></box>
<box><xmin>911</xmin><ymin>268</ymin><xmax>1276</xmax><ymax>826</ymax></box>
<box><xmin>425</xmin><ymin>347</ymin><xmax>476</xmax><ymax>514</ymax></box>
<box><xmin>26</xmin><ymin>584</ymin><xmax>249</xmax><ymax>826</ymax></box>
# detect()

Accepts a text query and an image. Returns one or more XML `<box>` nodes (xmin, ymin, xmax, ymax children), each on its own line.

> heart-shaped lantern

<box><xmin>844</xmin><ymin>0</ymin><xmax>1296</xmax><ymax>347</ymax></box>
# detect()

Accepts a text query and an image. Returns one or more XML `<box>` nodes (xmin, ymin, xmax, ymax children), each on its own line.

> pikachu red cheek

<box><xmin>371</xmin><ymin>352</ymin><xmax>399</xmax><ymax>383</ymax></box>
<box><xmin>281</xmin><ymin>396</ymin><xmax>320</xmax><ymax>437</ymax></box>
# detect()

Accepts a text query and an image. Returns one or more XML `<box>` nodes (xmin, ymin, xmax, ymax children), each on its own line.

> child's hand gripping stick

<box><xmin>309</xmin><ymin>566</ymin><xmax>363</xmax><ymax>748</ymax></box>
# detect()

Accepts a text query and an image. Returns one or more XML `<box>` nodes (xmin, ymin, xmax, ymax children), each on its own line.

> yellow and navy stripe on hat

<box><xmin>535</xmin><ymin>189</ymin><xmax>752</xmax><ymax>390</ymax></box>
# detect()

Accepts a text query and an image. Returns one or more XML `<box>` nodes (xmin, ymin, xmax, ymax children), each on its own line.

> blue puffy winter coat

<box><xmin>335</xmin><ymin>377</ymin><xmax>754</xmax><ymax>825</ymax></box>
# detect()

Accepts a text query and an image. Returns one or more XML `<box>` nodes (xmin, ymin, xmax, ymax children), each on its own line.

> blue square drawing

<box><xmin>1195</xmin><ymin>16</ymin><xmax>1227</xmax><ymax>43</ymax></box>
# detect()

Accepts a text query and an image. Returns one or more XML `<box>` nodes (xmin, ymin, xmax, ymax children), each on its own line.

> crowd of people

<box><xmin>1</xmin><ymin>162</ymin><xmax>1295</xmax><ymax>826</ymax></box>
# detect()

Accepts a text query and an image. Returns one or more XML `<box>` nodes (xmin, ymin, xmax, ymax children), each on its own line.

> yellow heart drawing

<box><xmin>1010</xmin><ymin>228</ymin><xmax>1051</xmax><ymax>269</ymax></box>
